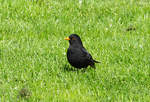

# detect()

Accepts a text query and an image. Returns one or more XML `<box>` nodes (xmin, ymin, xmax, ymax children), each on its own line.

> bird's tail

<box><xmin>94</xmin><ymin>60</ymin><xmax>101</xmax><ymax>63</ymax></box>
<box><xmin>90</xmin><ymin>60</ymin><xmax>101</xmax><ymax>68</ymax></box>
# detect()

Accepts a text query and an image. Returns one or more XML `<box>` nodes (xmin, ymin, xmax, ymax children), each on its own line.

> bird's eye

<box><xmin>72</xmin><ymin>37</ymin><xmax>76</xmax><ymax>40</ymax></box>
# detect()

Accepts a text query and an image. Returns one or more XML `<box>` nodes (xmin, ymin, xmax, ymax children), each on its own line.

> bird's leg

<box><xmin>81</xmin><ymin>68</ymin><xmax>87</xmax><ymax>73</ymax></box>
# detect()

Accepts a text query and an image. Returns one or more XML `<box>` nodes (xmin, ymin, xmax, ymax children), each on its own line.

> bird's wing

<box><xmin>80</xmin><ymin>47</ymin><xmax>93</xmax><ymax>61</ymax></box>
<box><xmin>80</xmin><ymin>47</ymin><xmax>97</xmax><ymax>68</ymax></box>
<box><xmin>81</xmin><ymin>47</ymin><xmax>100</xmax><ymax>63</ymax></box>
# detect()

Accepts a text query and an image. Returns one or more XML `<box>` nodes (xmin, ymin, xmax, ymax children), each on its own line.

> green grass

<box><xmin>0</xmin><ymin>0</ymin><xmax>150</xmax><ymax>101</ymax></box>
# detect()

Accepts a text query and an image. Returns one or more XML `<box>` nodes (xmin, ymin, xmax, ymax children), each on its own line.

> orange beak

<box><xmin>64</xmin><ymin>37</ymin><xmax>70</xmax><ymax>40</ymax></box>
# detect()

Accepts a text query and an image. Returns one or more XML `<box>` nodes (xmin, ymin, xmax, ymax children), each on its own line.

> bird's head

<box><xmin>65</xmin><ymin>34</ymin><xmax>83</xmax><ymax>47</ymax></box>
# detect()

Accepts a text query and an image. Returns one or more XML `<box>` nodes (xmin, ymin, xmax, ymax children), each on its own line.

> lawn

<box><xmin>0</xmin><ymin>0</ymin><xmax>150</xmax><ymax>101</ymax></box>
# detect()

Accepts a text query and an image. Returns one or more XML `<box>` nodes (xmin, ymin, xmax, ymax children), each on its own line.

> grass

<box><xmin>0</xmin><ymin>0</ymin><xmax>150</xmax><ymax>101</ymax></box>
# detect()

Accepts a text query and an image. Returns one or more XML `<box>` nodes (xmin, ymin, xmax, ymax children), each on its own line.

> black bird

<box><xmin>65</xmin><ymin>34</ymin><xmax>100</xmax><ymax>69</ymax></box>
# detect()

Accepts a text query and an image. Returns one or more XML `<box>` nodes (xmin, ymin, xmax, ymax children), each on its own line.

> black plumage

<box><xmin>65</xmin><ymin>34</ymin><xmax>100</xmax><ymax>69</ymax></box>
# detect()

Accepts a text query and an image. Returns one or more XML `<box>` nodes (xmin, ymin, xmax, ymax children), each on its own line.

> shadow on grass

<box><xmin>63</xmin><ymin>64</ymin><xmax>90</xmax><ymax>73</ymax></box>
<box><xmin>63</xmin><ymin>64</ymin><xmax>78</xmax><ymax>72</ymax></box>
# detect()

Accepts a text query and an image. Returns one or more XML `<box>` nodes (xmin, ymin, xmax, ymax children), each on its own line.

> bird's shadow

<box><xmin>62</xmin><ymin>64</ymin><xmax>91</xmax><ymax>73</ymax></box>
<box><xmin>63</xmin><ymin>64</ymin><xmax>78</xmax><ymax>72</ymax></box>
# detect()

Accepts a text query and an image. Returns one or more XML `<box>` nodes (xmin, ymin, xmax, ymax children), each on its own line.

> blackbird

<box><xmin>65</xmin><ymin>34</ymin><xmax>100</xmax><ymax>69</ymax></box>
